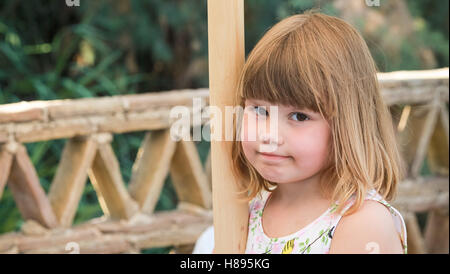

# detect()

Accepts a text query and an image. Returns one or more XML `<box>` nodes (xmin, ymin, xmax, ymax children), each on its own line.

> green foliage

<box><xmin>377</xmin><ymin>0</ymin><xmax>449</xmax><ymax>71</ymax></box>
<box><xmin>0</xmin><ymin>0</ymin><xmax>209</xmax><ymax>243</ymax></box>
<box><xmin>0</xmin><ymin>188</ymin><xmax>23</xmax><ymax>233</ymax></box>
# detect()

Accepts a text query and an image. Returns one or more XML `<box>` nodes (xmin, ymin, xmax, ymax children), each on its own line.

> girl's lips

<box><xmin>260</xmin><ymin>152</ymin><xmax>287</xmax><ymax>157</ymax></box>
<box><xmin>258</xmin><ymin>152</ymin><xmax>290</xmax><ymax>161</ymax></box>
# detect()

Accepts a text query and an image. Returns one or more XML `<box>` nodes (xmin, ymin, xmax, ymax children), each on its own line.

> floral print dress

<box><xmin>245</xmin><ymin>189</ymin><xmax>408</xmax><ymax>254</ymax></box>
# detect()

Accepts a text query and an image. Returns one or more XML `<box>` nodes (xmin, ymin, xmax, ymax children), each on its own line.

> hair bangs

<box><xmin>240</xmin><ymin>34</ymin><xmax>325</xmax><ymax>116</ymax></box>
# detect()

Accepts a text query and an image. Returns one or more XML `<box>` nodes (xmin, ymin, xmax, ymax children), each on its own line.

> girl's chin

<box><xmin>258</xmin><ymin>169</ymin><xmax>287</xmax><ymax>183</ymax></box>
<box><xmin>257</xmin><ymin>168</ymin><xmax>305</xmax><ymax>184</ymax></box>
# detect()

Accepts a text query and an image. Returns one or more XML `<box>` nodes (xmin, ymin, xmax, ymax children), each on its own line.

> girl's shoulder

<box><xmin>330</xmin><ymin>189</ymin><xmax>408</xmax><ymax>254</ymax></box>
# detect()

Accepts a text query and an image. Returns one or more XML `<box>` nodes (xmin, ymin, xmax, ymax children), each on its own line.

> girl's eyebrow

<box><xmin>285</xmin><ymin>105</ymin><xmax>314</xmax><ymax>113</ymax></box>
<box><xmin>246</xmin><ymin>99</ymin><xmax>317</xmax><ymax>115</ymax></box>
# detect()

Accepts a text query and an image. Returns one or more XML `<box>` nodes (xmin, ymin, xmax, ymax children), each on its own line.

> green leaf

<box><xmin>79</xmin><ymin>50</ymin><xmax>122</xmax><ymax>86</ymax></box>
<box><xmin>62</xmin><ymin>78</ymin><xmax>93</xmax><ymax>98</ymax></box>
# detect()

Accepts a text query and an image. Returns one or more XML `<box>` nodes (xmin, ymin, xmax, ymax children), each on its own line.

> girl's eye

<box><xmin>291</xmin><ymin>112</ymin><xmax>310</xmax><ymax>122</ymax></box>
<box><xmin>253</xmin><ymin>106</ymin><xmax>268</xmax><ymax>116</ymax></box>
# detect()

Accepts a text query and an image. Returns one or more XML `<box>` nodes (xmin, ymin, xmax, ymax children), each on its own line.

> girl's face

<box><xmin>241</xmin><ymin>98</ymin><xmax>332</xmax><ymax>185</ymax></box>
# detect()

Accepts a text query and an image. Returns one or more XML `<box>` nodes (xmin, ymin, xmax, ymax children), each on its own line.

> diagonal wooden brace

<box><xmin>128</xmin><ymin>130</ymin><xmax>177</xmax><ymax>214</ymax></box>
<box><xmin>170</xmin><ymin>139</ymin><xmax>212</xmax><ymax>209</ymax></box>
<box><xmin>7</xmin><ymin>143</ymin><xmax>58</xmax><ymax>228</ymax></box>
<box><xmin>48</xmin><ymin>136</ymin><xmax>98</xmax><ymax>227</ymax></box>
<box><xmin>88</xmin><ymin>136</ymin><xmax>139</xmax><ymax>220</ymax></box>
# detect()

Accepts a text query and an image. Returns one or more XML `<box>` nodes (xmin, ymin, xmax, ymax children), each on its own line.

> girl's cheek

<box><xmin>290</xmin><ymin>128</ymin><xmax>330</xmax><ymax>163</ymax></box>
<box><xmin>241</xmin><ymin>138</ymin><xmax>257</xmax><ymax>165</ymax></box>
<box><xmin>287</xmin><ymin>127</ymin><xmax>330</xmax><ymax>156</ymax></box>
<box><xmin>240</xmin><ymin>113</ymin><xmax>258</xmax><ymax>142</ymax></box>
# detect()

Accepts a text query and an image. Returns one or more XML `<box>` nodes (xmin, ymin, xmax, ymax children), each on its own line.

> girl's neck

<box><xmin>271</xmin><ymin>173</ymin><xmax>328</xmax><ymax>208</ymax></box>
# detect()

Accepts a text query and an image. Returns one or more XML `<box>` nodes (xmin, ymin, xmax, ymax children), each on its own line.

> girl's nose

<box><xmin>258</xmin><ymin>130</ymin><xmax>284</xmax><ymax>153</ymax></box>
<box><xmin>258</xmin><ymin>129</ymin><xmax>284</xmax><ymax>146</ymax></box>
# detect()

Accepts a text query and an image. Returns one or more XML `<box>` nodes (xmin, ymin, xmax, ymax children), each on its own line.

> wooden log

<box><xmin>71</xmin><ymin>235</ymin><xmax>133</xmax><ymax>254</ymax></box>
<box><xmin>69</xmin><ymin>210</ymin><xmax>211</xmax><ymax>251</ymax></box>
<box><xmin>0</xmin><ymin>209</ymin><xmax>212</xmax><ymax>253</ymax></box>
<box><xmin>381</xmin><ymin>85</ymin><xmax>448</xmax><ymax>106</ymax></box>
<box><xmin>101</xmin><ymin>110</ymin><xmax>171</xmax><ymax>133</ymax></box>
<box><xmin>0</xmin><ymin>232</ymin><xmax>20</xmax><ymax>253</ymax></box>
<box><xmin>0</xmin><ymin>231</ymin><xmax>20</xmax><ymax>254</ymax></box>
<box><xmin>393</xmin><ymin>177</ymin><xmax>448</xmax><ymax>213</ymax></box>
<box><xmin>1</xmin><ymin>89</ymin><xmax>209</xmax><ymax>144</ymax></box>
<box><xmin>404</xmin><ymin>212</ymin><xmax>426</xmax><ymax>254</ymax></box>
<box><xmin>122</xmin><ymin>89</ymin><xmax>210</xmax><ymax>112</ymax></box>
<box><xmin>20</xmin><ymin>210</ymin><xmax>211</xmax><ymax>253</ymax></box>
<box><xmin>48</xmin><ymin>137</ymin><xmax>98</xmax><ymax>227</ymax></box>
<box><xmin>0</xmin><ymin>72</ymin><xmax>447</xmax><ymax>127</ymax></box>
<box><xmin>14</xmin><ymin>117</ymin><xmax>94</xmax><ymax>143</ymax></box>
<box><xmin>0</xmin><ymin>246</ymin><xmax>19</xmax><ymax>254</ymax></box>
<box><xmin>170</xmin><ymin>139</ymin><xmax>212</xmax><ymax>209</ymax></box>
<box><xmin>0</xmin><ymin>145</ymin><xmax>13</xmax><ymax>200</ymax></box>
<box><xmin>7</xmin><ymin>144</ymin><xmax>58</xmax><ymax>228</ymax></box>
<box><xmin>46</xmin><ymin>89</ymin><xmax>210</xmax><ymax>118</ymax></box>
<box><xmin>393</xmin><ymin>192</ymin><xmax>448</xmax><ymax>214</ymax></box>
<box><xmin>427</xmin><ymin>102</ymin><xmax>449</xmax><ymax>176</ymax></box>
<box><xmin>0</xmin><ymin>89</ymin><xmax>208</xmax><ymax>122</ymax></box>
<box><xmin>208</xmin><ymin>0</ymin><xmax>248</xmax><ymax>253</ymax></box>
<box><xmin>23</xmin><ymin>234</ymin><xmax>133</xmax><ymax>254</ymax></box>
<box><xmin>76</xmin><ymin>209</ymin><xmax>211</xmax><ymax>235</ymax></box>
<box><xmin>424</xmin><ymin>209</ymin><xmax>449</xmax><ymax>254</ymax></box>
<box><xmin>17</xmin><ymin>227</ymin><xmax>102</xmax><ymax>253</ymax></box>
<box><xmin>88</xmin><ymin>140</ymin><xmax>139</xmax><ymax>220</ymax></box>
<box><xmin>173</xmin><ymin>244</ymin><xmax>195</xmax><ymax>254</ymax></box>
<box><xmin>439</xmin><ymin>101</ymin><xmax>449</xmax><ymax>144</ymax></box>
<box><xmin>129</xmin><ymin>218</ymin><xmax>212</xmax><ymax>250</ymax></box>
<box><xmin>128</xmin><ymin>130</ymin><xmax>177</xmax><ymax>214</ymax></box>
<box><xmin>0</xmin><ymin>101</ymin><xmax>46</xmax><ymax>123</ymax></box>
<box><xmin>2</xmin><ymin>82</ymin><xmax>449</xmax><ymax>144</ymax></box>
<box><xmin>0</xmin><ymin>129</ymin><xmax>7</xmax><ymax>143</ymax></box>
<box><xmin>12</xmin><ymin>106</ymin><xmax>210</xmax><ymax>143</ymax></box>
<box><xmin>411</xmin><ymin>96</ymin><xmax>441</xmax><ymax>177</ymax></box>
<box><xmin>47</xmin><ymin>97</ymin><xmax>124</xmax><ymax>119</ymax></box>
<box><xmin>21</xmin><ymin>219</ymin><xmax>51</xmax><ymax>236</ymax></box>
<box><xmin>204</xmin><ymin>150</ymin><xmax>212</xmax><ymax>191</ymax></box>
<box><xmin>177</xmin><ymin>201</ymin><xmax>213</xmax><ymax>217</ymax></box>
<box><xmin>378</xmin><ymin>67</ymin><xmax>448</xmax><ymax>83</ymax></box>
<box><xmin>396</xmin><ymin>102</ymin><xmax>437</xmax><ymax>177</ymax></box>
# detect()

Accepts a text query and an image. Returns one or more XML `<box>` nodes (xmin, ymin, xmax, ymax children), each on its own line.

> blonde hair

<box><xmin>231</xmin><ymin>10</ymin><xmax>405</xmax><ymax>216</ymax></box>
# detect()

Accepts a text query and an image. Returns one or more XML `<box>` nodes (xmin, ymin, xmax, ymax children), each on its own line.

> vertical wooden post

<box><xmin>207</xmin><ymin>0</ymin><xmax>248</xmax><ymax>253</ymax></box>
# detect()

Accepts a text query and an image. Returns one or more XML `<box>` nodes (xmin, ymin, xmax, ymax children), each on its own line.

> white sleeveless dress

<box><xmin>245</xmin><ymin>189</ymin><xmax>408</xmax><ymax>254</ymax></box>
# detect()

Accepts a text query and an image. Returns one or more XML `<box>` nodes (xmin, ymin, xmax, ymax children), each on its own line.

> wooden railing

<box><xmin>0</xmin><ymin>68</ymin><xmax>448</xmax><ymax>254</ymax></box>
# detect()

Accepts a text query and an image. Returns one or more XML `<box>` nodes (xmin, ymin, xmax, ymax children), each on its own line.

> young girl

<box><xmin>230</xmin><ymin>10</ymin><xmax>408</xmax><ymax>254</ymax></box>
